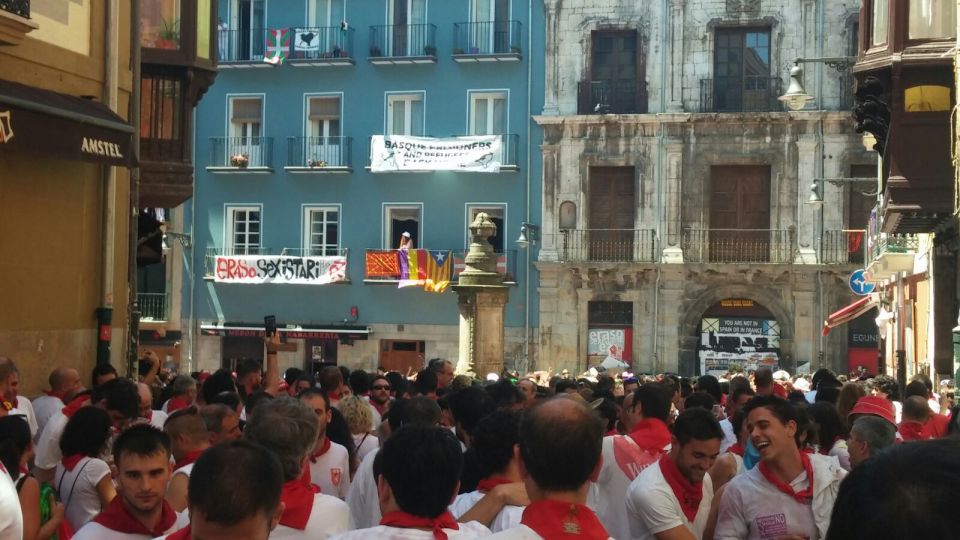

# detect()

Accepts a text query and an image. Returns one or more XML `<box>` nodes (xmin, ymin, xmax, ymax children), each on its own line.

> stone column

<box><xmin>795</xmin><ymin>135</ymin><xmax>820</xmax><ymax>264</ymax></box>
<box><xmin>542</xmin><ymin>1</ymin><xmax>561</xmax><ymax>115</ymax></box>
<box><xmin>666</xmin><ymin>0</ymin><xmax>686</xmax><ymax>113</ymax></box>
<box><xmin>662</xmin><ymin>142</ymin><xmax>685</xmax><ymax>263</ymax></box>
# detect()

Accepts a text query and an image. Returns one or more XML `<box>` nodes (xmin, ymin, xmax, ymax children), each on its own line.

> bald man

<box><xmin>33</xmin><ymin>369</ymin><xmax>82</xmax><ymax>438</ymax></box>
<box><xmin>163</xmin><ymin>406</ymin><xmax>212</xmax><ymax>512</ymax></box>
<box><xmin>138</xmin><ymin>382</ymin><xmax>168</xmax><ymax>429</ymax></box>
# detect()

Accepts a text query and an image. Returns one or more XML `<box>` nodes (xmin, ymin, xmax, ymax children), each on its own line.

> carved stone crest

<box><xmin>726</xmin><ymin>0</ymin><xmax>761</xmax><ymax>17</ymax></box>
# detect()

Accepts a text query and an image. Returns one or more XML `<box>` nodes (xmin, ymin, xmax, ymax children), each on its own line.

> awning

<box><xmin>200</xmin><ymin>323</ymin><xmax>370</xmax><ymax>341</ymax></box>
<box><xmin>0</xmin><ymin>78</ymin><xmax>136</xmax><ymax>167</ymax></box>
<box><xmin>823</xmin><ymin>296</ymin><xmax>878</xmax><ymax>335</ymax></box>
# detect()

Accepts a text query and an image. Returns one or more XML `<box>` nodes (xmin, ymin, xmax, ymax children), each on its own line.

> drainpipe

<box><xmin>97</xmin><ymin>0</ymin><xmax>120</xmax><ymax>367</ymax></box>
<box><xmin>815</xmin><ymin>0</ymin><xmax>825</xmax><ymax>371</ymax></box>
<box><xmin>652</xmin><ymin>0</ymin><xmax>669</xmax><ymax>373</ymax></box>
<box><xmin>187</xmin><ymin>109</ymin><xmax>198</xmax><ymax>373</ymax></box>
<box><xmin>523</xmin><ymin>0</ymin><xmax>533</xmax><ymax>371</ymax></box>
<box><xmin>126</xmin><ymin>0</ymin><xmax>142</xmax><ymax>378</ymax></box>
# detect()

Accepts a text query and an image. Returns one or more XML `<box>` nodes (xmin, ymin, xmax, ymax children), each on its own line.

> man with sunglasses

<box><xmin>368</xmin><ymin>375</ymin><xmax>392</xmax><ymax>420</ymax></box>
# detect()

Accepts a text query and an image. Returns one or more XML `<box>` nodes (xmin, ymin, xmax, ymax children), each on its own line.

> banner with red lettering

<box><xmin>214</xmin><ymin>255</ymin><xmax>347</xmax><ymax>285</ymax></box>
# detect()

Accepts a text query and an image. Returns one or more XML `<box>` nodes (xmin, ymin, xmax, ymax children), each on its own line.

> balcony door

<box><xmin>470</xmin><ymin>0</ymin><xmax>509</xmax><ymax>53</ymax></box>
<box><xmin>308</xmin><ymin>0</ymin><xmax>345</xmax><ymax>51</ymax></box>
<box><xmin>307</xmin><ymin>96</ymin><xmax>342</xmax><ymax>166</ymax></box>
<box><xmin>228</xmin><ymin>97</ymin><xmax>262</xmax><ymax>167</ymax></box>
<box><xmin>389</xmin><ymin>0</ymin><xmax>426</xmax><ymax>56</ymax></box>
<box><xmin>230</xmin><ymin>0</ymin><xmax>265</xmax><ymax>60</ymax></box>
<box><xmin>588</xmin><ymin>167</ymin><xmax>635</xmax><ymax>261</ymax></box>
<box><xmin>588</xmin><ymin>31</ymin><xmax>639</xmax><ymax>114</ymax></box>
<box><xmin>709</xmin><ymin>166</ymin><xmax>771</xmax><ymax>262</ymax></box>
<box><xmin>713</xmin><ymin>28</ymin><xmax>771</xmax><ymax>112</ymax></box>
<box><xmin>469</xmin><ymin>92</ymin><xmax>506</xmax><ymax>163</ymax></box>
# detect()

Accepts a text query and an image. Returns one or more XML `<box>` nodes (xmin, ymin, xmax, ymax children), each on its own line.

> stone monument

<box><xmin>452</xmin><ymin>212</ymin><xmax>510</xmax><ymax>377</ymax></box>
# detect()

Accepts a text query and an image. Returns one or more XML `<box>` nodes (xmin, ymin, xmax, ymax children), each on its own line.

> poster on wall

<box><xmin>369</xmin><ymin>135</ymin><xmax>502</xmax><ymax>173</ymax></box>
<box><xmin>587</xmin><ymin>328</ymin><xmax>632</xmax><ymax>370</ymax></box>
<box><xmin>698</xmin><ymin>317</ymin><xmax>780</xmax><ymax>376</ymax></box>
<box><xmin>213</xmin><ymin>255</ymin><xmax>347</xmax><ymax>285</ymax></box>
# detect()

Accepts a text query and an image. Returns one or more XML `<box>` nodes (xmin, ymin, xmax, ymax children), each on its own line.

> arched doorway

<box><xmin>697</xmin><ymin>298</ymin><xmax>781</xmax><ymax>376</ymax></box>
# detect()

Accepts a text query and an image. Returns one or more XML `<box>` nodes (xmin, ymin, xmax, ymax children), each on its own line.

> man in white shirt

<box><xmin>0</xmin><ymin>461</ymin><xmax>23</xmax><ymax>540</ymax></box>
<box><xmin>627</xmin><ymin>408</ymin><xmax>724</xmax><ymax>540</ymax></box>
<box><xmin>73</xmin><ymin>424</ymin><xmax>188</xmax><ymax>539</ymax></box>
<box><xmin>714</xmin><ymin>396</ymin><xmax>847</xmax><ymax>540</ymax></box>
<box><xmin>331</xmin><ymin>425</ymin><xmax>490</xmax><ymax>540</ymax></box>
<box><xmin>32</xmin><ymin>367</ymin><xmax>82</xmax><ymax>439</ymax></box>
<box><xmin>163</xmin><ymin>407</ymin><xmax>211</xmax><ymax>512</ymax></box>
<box><xmin>719</xmin><ymin>385</ymin><xmax>754</xmax><ymax>453</ymax></box>
<box><xmin>137</xmin><ymin>383</ymin><xmax>168</xmax><ymax>429</ymax></box>
<box><xmin>0</xmin><ymin>358</ymin><xmax>38</xmax><ymax>436</ymax></box>
<box><xmin>244</xmin><ymin>396</ymin><xmax>351</xmax><ymax>538</ymax></box>
<box><xmin>300</xmin><ymin>388</ymin><xmax>351</xmax><ymax>499</ymax></box>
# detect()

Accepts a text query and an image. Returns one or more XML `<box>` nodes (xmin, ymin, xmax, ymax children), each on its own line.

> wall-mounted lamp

<box><xmin>516</xmin><ymin>222</ymin><xmax>540</xmax><ymax>249</ymax></box>
<box><xmin>778</xmin><ymin>57</ymin><xmax>856</xmax><ymax>111</ymax></box>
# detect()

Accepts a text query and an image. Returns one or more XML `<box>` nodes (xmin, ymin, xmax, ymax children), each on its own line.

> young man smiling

<box><xmin>714</xmin><ymin>396</ymin><xmax>846</xmax><ymax>540</ymax></box>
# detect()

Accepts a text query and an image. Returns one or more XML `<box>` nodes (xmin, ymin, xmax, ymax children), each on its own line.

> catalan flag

<box><xmin>398</xmin><ymin>249</ymin><xmax>451</xmax><ymax>293</ymax></box>
<box><xmin>424</xmin><ymin>250</ymin><xmax>452</xmax><ymax>293</ymax></box>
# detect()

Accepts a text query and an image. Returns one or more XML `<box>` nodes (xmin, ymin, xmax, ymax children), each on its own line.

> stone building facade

<box><xmin>535</xmin><ymin>0</ymin><xmax>877</xmax><ymax>375</ymax></box>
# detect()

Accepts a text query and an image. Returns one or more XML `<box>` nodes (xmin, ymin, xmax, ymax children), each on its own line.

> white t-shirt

<box><xmin>32</xmin><ymin>394</ymin><xmax>64</xmax><ymax>440</ymax></box>
<box><xmin>309</xmin><ymin>441</ymin><xmax>351</xmax><ymax>499</ymax></box>
<box><xmin>331</xmin><ymin>522</ymin><xmax>491</xmax><ymax>540</ymax></box>
<box><xmin>148</xmin><ymin>410</ymin><xmax>168</xmax><ymax>430</ymax></box>
<box><xmin>626</xmin><ymin>458</ymin><xmax>714</xmax><ymax>540</ymax></box>
<box><xmin>449</xmin><ymin>490</ymin><xmax>523</xmax><ymax>533</ymax></box>
<box><xmin>362</xmin><ymin>396</ymin><xmax>384</xmax><ymax>430</ymax></box>
<box><xmin>72</xmin><ymin>511</ymin><xmax>189</xmax><ymax>540</ymax></box>
<box><xmin>346</xmin><ymin>447</ymin><xmax>380</xmax><ymax>529</ymax></box>
<box><xmin>35</xmin><ymin>410</ymin><xmax>69</xmax><ymax>470</ymax></box>
<box><xmin>592</xmin><ymin>434</ymin><xmax>668</xmax><ymax>540</ymax></box>
<box><xmin>714</xmin><ymin>464</ymin><xmax>820</xmax><ymax>540</ymax></box>
<box><xmin>353</xmin><ymin>433</ymin><xmax>380</xmax><ymax>463</ymax></box>
<box><xmin>16</xmin><ymin>395</ymin><xmax>39</xmax><ymax>436</ymax></box>
<box><xmin>271</xmin><ymin>493</ymin><xmax>351</xmax><ymax>539</ymax></box>
<box><xmin>0</xmin><ymin>465</ymin><xmax>23</xmax><ymax>540</ymax></box>
<box><xmin>719</xmin><ymin>418</ymin><xmax>737</xmax><ymax>453</ymax></box>
<box><xmin>55</xmin><ymin>456</ymin><xmax>113</xmax><ymax>531</ymax></box>
<box><xmin>172</xmin><ymin>462</ymin><xmax>195</xmax><ymax>481</ymax></box>
<box><xmin>488</xmin><ymin>524</ymin><xmax>614</xmax><ymax>540</ymax></box>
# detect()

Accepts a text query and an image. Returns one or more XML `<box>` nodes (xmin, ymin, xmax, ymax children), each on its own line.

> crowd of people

<box><xmin>0</xmin><ymin>350</ymin><xmax>958</xmax><ymax>540</ymax></box>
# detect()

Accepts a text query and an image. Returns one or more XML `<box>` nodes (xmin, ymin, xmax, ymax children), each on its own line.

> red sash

<box><xmin>658</xmin><ymin>456</ymin><xmax>703</xmax><ymax>522</ymax></box>
<box><xmin>278</xmin><ymin>478</ymin><xmax>316</xmax><ymax>530</ymax></box>
<box><xmin>380</xmin><ymin>510</ymin><xmax>459</xmax><ymax>540</ymax></box>
<box><xmin>175</xmin><ymin>449</ymin><xmax>205</xmax><ymax>471</ymax></box>
<box><xmin>520</xmin><ymin>499</ymin><xmax>610</xmax><ymax>540</ymax></box>
<box><xmin>758</xmin><ymin>451</ymin><xmax>814</xmax><ymax>504</ymax></box>
<box><xmin>93</xmin><ymin>495</ymin><xmax>178</xmax><ymax>537</ymax></box>
<box><xmin>628</xmin><ymin>418</ymin><xmax>672</xmax><ymax>453</ymax></box>
<box><xmin>61</xmin><ymin>454</ymin><xmax>85</xmax><ymax>472</ymax></box>
<box><xmin>727</xmin><ymin>443</ymin><xmax>745</xmax><ymax>456</ymax></box>
<box><xmin>62</xmin><ymin>395</ymin><xmax>89</xmax><ymax>418</ymax></box>
<box><xmin>476</xmin><ymin>476</ymin><xmax>513</xmax><ymax>493</ymax></box>
<box><xmin>167</xmin><ymin>396</ymin><xmax>191</xmax><ymax>413</ymax></box>
<box><xmin>166</xmin><ymin>524</ymin><xmax>191</xmax><ymax>540</ymax></box>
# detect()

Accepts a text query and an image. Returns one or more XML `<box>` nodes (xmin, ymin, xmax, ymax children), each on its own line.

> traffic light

<box><xmin>853</xmin><ymin>76</ymin><xmax>890</xmax><ymax>156</ymax></box>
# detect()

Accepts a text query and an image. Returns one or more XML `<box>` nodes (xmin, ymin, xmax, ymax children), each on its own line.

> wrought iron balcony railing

<box><xmin>208</xmin><ymin>137</ymin><xmax>274</xmax><ymax>169</ymax></box>
<box><xmin>822</xmin><ymin>230</ymin><xmax>866</xmax><ymax>264</ymax></box>
<box><xmin>700</xmin><ymin>77</ymin><xmax>783</xmax><ymax>113</ymax></box>
<box><xmin>548</xmin><ymin>229</ymin><xmax>657</xmax><ymax>263</ymax></box>
<box><xmin>277</xmin><ymin>247</ymin><xmax>350</xmax><ymax>258</ymax></box>
<box><xmin>867</xmin><ymin>234</ymin><xmax>919</xmax><ymax>262</ymax></box>
<box><xmin>219</xmin><ymin>26</ymin><xmax>356</xmax><ymax>64</ymax></box>
<box><xmin>286</xmin><ymin>136</ymin><xmax>353</xmax><ymax>169</ymax></box>
<box><xmin>364</xmin><ymin>249</ymin><xmax>517</xmax><ymax>283</ymax></box>
<box><xmin>682</xmin><ymin>228</ymin><xmax>796</xmax><ymax>263</ymax></box>
<box><xmin>369</xmin><ymin>24</ymin><xmax>437</xmax><ymax>59</ymax></box>
<box><xmin>577</xmin><ymin>80</ymin><xmax>647</xmax><ymax>114</ymax></box>
<box><xmin>452</xmin><ymin>20</ymin><xmax>522</xmax><ymax>56</ymax></box>
<box><xmin>0</xmin><ymin>0</ymin><xmax>30</xmax><ymax>18</ymax></box>
<box><xmin>137</xmin><ymin>293</ymin><xmax>168</xmax><ymax>321</ymax></box>
<box><xmin>219</xmin><ymin>28</ymin><xmax>267</xmax><ymax>62</ymax></box>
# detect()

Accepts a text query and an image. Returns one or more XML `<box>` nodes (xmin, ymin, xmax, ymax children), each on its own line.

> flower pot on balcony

<box><xmin>424</xmin><ymin>45</ymin><xmax>437</xmax><ymax>56</ymax></box>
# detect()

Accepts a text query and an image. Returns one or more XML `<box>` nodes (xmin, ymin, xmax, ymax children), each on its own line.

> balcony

<box><xmin>219</xmin><ymin>26</ymin><xmax>357</xmax><ymax>67</ymax></box>
<box><xmin>286</xmin><ymin>136</ymin><xmax>353</xmax><ymax>173</ymax></box>
<box><xmin>219</xmin><ymin>28</ymin><xmax>268</xmax><ymax>65</ymax></box>
<box><xmin>364</xmin><ymin>249</ymin><xmax>517</xmax><ymax>284</ymax></box>
<box><xmin>549</xmin><ymin>229</ymin><xmax>657</xmax><ymax>263</ymax></box>
<box><xmin>0</xmin><ymin>0</ymin><xmax>36</xmax><ymax>46</ymax></box>
<box><xmin>822</xmin><ymin>230</ymin><xmax>866</xmax><ymax>265</ymax></box>
<box><xmin>699</xmin><ymin>77</ymin><xmax>783</xmax><ymax>113</ymax></box>
<box><xmin>204</xmin><ymin>247</ymin><xmax>273</xmax><ymax>278</ymax></box>
<box><xmin>138</xmin><ymin>293</ymin><xmax>169</xmax><ymax>322</ymax></box>
<box><xmin>0</xmin><ymin>0</ymin><xmax>29</xmax><ymax>17</ymax></box>
<box><xmin>369</xmin><ymin>24</ymin><xmax>437</xmax><ymax>64</ymax></box>
<box><xmin>682</xmin><ymin>228</ymin><xmax>796</xmax><ymax>264</ymax></box>
<box><xmin>452</xmin><ymin>20</ymin><xmax>522</xmax><ymax>62</ymax></box>
<box><xmin>865</xmin><ymin>234</ymin><xmax>919</xmax><ymax>281</ymax></box>
<box><xmin>577</xmin><ymin>80</ymin><xmax>647</xmax><ymax>115</ymax></box>
<box><xmin>207</xmin><ymin>137</ymin><xmax>274</xmax><ymax>173</ymax></box>
<box><xmin>205</xmin><ymin>247</ymin><xmax>351</xmax><ymax>282</ymax></box>
<box><xmin>367</xmin><ymin>133</ymin><xmax>520</xmax><ymax>171</ymax></box>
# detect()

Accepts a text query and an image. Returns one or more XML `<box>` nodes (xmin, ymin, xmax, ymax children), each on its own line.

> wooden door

<box><xmin>709</xmin><ymin>166</ymin><xmax>771</xmax><ymax>262</ymax></box>
<box><xmin>378</xmin><ymin>339</ymin><xmax>425</xmax><ymax>374</ymax></box>
<box><xmin>589</xmin><ymin>167</ymin><xmax>635</xmax><ymax>261</ymax></box>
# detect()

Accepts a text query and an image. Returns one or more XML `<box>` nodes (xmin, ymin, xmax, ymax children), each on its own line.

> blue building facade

<box><xmin>186</xmin><ymin>0</ymin><xmax>544</xmax><ymax>375</ymax></box>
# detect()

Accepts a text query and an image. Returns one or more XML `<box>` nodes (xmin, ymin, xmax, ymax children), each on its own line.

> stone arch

<box><xmin>677</xmin><ymin>285</ymin><xmax>795</xmax><ymax>375</ymax></box>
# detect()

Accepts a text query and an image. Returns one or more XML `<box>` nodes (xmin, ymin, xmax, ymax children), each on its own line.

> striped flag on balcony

<box><xmin>264</xmin><ymin>29</ymin><xmax>289</xmax><ymax>64</ymax></box>
<box><xmin>398</xmin><ymin>249</ymin><xmax>452</xmax><ymax>293</ymax></box>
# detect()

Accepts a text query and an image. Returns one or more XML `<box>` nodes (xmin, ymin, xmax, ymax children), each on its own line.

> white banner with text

<box><xmin>214</xmin><ymin>255</ymin><xmax>347</xmax><ymax>285</ymax></box>
<box><xmin>370</xmin><ymin>135</ymin><xmax>502</xmax><ymax>173</ymax></box>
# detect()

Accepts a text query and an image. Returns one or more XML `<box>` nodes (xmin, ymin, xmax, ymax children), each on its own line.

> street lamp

<box><xmin>778</xmin><ymin>57</ymin><xmax>856</xmax><ymax>111</ymax></box>
<box><xmin>516</xmin><ymin>222</ymin><xmax>540</xmax><ymax>249</ymax></box>
<box><xmin>806</xmin><ymin>177</ymin><xmax>878</xmax><ymax>206</ymax></box>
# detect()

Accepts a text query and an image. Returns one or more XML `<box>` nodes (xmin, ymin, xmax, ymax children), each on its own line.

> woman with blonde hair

<box><xmin>338</xmin><ymin>396</ymin><xmax>379</xmax><ymax>462</ymax></box>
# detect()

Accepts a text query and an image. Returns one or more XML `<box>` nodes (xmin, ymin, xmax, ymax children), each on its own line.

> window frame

<box><xmin>467</xmin><ymin>90</ymin><xmax>509</xmax><ymax>136</ymax></box>
<box><xmin>301</xmin><ymin>204</ymin><xmax>342</xmax><ymax>257</ymax></box>
<box><xmin>226</xmin><ymin>93</ymin><xmax>265</xmax><ymax>139</ymax></box>
<box><xmin>224</xmin><ymin>204</ymin><xmax>263</xmax><ymax>254</ymax></box>
<box><xmin>385</xmin><ymin>91</ymin><xmax>426</xmax><ymax>136</ymax></box>
<box><xmin>382</xmin><ymin>203</ymin><xmax>424</xmax><ymax>249</ymax></box>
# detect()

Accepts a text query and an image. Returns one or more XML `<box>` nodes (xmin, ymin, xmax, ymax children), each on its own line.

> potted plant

<box><xmin>307</xmin><ymin>158</ymin><xmax>327</xmax><ymax>168</ymax></box>
<box><xmin>156</xmin><ymin>17</ymin><xmax>180</xmax><ymax>49</ymax></box>
<box><xmin>370</xmin><ymin>45</ymin><xmax>382</xmax><ymax>57</ymax></box>
<box><xmin>230</xmin><ymin>153</ymin><xmax>249</xmax><ymax>168</ymax></box>
<box><xmin>423</xmin><ymin>44</ymin><xmax>437</xmax><ymax>56</ymax></box>
<box><xmin>331</xmin><ymin>44</ymin><xmax>342</xmax><ymax>58</ymax></box>
<box><xmin>469</xmin><ymin>46</ymin><xmax>480</xmax><ymax>54</ymax></box>
<box><xmin>453</xmin><ymin>46</ymin><xmax>465</xmax><ymax>55</ymax></box>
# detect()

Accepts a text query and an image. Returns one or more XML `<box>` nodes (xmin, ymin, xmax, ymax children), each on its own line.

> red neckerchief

<box><xmin>62</xmin><ymin>395</ymin><xmax>89</xmax><ymax>418</ymax></box>
<box><xmin>604</xmin><ymin>428</ymin><xmax>618</xmax><ymax>437</ymax></box>
<box><xmin>44</xmin><ymin>390</ymin><xmax>68</xmax><ymax>401</ymax></box>
<box><xmin>658</xmin><ymin>455</ymin><xmax>703</xmax><ymax>522</ymax></box>
<box><xmin>166</xmin><ymin>524</ymin><xmax>191</xmax><ymax>540</ymax></box>
<box><xmin>521</xmin><ymin>499</ymin><xmax>610</xmax><ymax>540</ymax></box>
<box><xmin>727</xmin><ymin>443</ymin><xmax>745</xmax><ymax>456</ymax></box>
<box><xmin>167</xmin><ymin>396</ymin><xmax>190</xmax><ymax>413</ymax></box>
<box><xmin>310</xmin><ymin>437</ymin><xmax>331</xmax><ymax>463</ymax></box>
<box><xmin>144</xmin><ymin>410</ymin><xmax>153</xmax><ymax>422</ymax></box>
<box><xmin>380</xmin><ymin>510</ymin><xmax>459</xmax><ymax>540</ymax></box>
<box><xmin>757</xmin><ymin>451</ymin><xmax>814</xmax><ymax>505</ymax></box>
<box><xmin>175</xmin><ymin>449</ymin><xmax>205</xmax><ymax>470</ymax></box>
<box><xmin>371</xmin><ymin>400</ymin><xmax>389</xmax><ymax>415</ymax></box>
<box><xmin>476</xmin><ymin>476</ymin><xmax>513</xmax><ymax>493</ymax></box>
<box><xmin>93</xmin><ymin>493</ymin><xmax>178</xmax><ymax>536</ymax></box>
<box><xmin>278</xmin><ymin>478</ymin><xmax>316</xmax><ymax>530</ymax></box>
<box><xmin>328</xmin><ymin>391</ymin><xmax>341</xmax><ymax>401</ymax></box>
<box><xmin>629</xmin><ymin>418</ymin><xmax>672</xmax><ymax>453</ymax></box>
<box><xmin>898</xmin><ymin>421</ymin><xmax>924</xmax><ymax>441</ymax></box>
<box><xmin>61</xmin><ymin>454</ymin><xmax>85</xmax><ymax>472</ymax></box>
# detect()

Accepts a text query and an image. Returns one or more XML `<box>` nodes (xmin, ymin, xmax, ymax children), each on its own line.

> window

<box><xmin>227</xmin><ymin>0</ymin><xmax>266</xmax><ymax>60</ymax></box>
<box><xmin>140</xmin><ymin>73</ymin><xmax>184</xmax><ymax>161</ymax></box>
<box><xmin>226</xmin><ymin>206</ymin><xmax>261</xmax><ymax>254</ymax></box>
<box><xmin>909</xmin><ymin>0</ymin><xmax>956</xmax><ymax>39</ymax></box>
<box><xmin>384</xmin><ymin>204</ymin><xmax>422</xmax><ymax>249</ymax></box>
<box><xmin>306</xmin><ymin>95</ymin><xmax>343</xmax><ymax>165</ymax></box>
<box><xmin>386</xmin><ymin>93</ymin><xmax>424</xmax><ymax>136</ymax></box>
<box><xmin>466</xmin><ymin>204</ymin><xmax>506</xmax><ymax>252</ymax></box>
<box><xmin>470</xmin><ymin>0</ymin><xmax>510</xmax><ymax>53</ymax></box>
<box><xmin>469</xmin><ymin>92</ymin><xmax>507</xmax><ymax>135</ymax></box>
<box><xmin>309</xmin><ymin>0</ymin><xmax>344</xmax><ymax>26</ymax></box>
<box><xmin>871</xmin><ymin>0</ymin><xmax>888</xmax><ymax>46</ymax></box>
<box><xmin>304</xmin><ymin>206</ymin><xmax>340</xmax><ymax>256</ymax></box>
<box><xmin>579</xmin><ymin>31</ymin><xmax>642</xmax><ymax>114</ymax></box>
<box><xmin>389</xmin><ymin>0</ymin><xmax>427</xmax><ymax>56</ymax></box>
<box><xmin>229</xmin><ymin>96</ymin><xmax>263</xmax><ymax>166</ymax></box>
<box><xmin>713</xmin><ymin>28</ymin><xmax>773</xmax><ymax>112</ymax></box>
<box><xmin>142</xmin><ymin>0</ymin><xmax>181</xmax><ymax>50</ymax></box>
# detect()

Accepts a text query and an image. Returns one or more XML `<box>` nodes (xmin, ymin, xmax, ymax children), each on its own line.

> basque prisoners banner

<box><xmin>214</xmin><ymin>255</ymin><xmax>347</xmax><ymax>285</ymax></box>
<box><xmin>370</xmin><ymin>135</ymin><xmax>502</xmax><ymax>173</ymax></box>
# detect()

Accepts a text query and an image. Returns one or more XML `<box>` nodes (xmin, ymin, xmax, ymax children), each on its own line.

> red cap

<box><xmin>849</xmin><ymin>396</ymin><xmax>897</xmax><ymax>426</ymax></box>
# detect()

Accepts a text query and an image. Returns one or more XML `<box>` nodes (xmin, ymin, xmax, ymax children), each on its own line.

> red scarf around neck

<box><xmin>477</xmin><ymin>476</ymin><xmax>514</xmax><ymax>493</ymax></box>
<box><xmin>62</xmin><ymin>395</ymin><xmax>90</xmax><ymax>418</ymax></box>
<box><xmin>278</xmin><ymin>478</ymin><xmax>316</xmax><ymax>530</ymax></box>
<box><xmin>310</xmin><ymin>437</ymin><xmax>332</xmax><ymax>463</ymax></box>
<box><xmin>93</xmin><ymin>494</ymin><xmax>178</xmax><ymax>537</ymax></box>
<box><xmin>61</xmin><ymin>454</ymin><xmax>86</xmax><ymax>472</ymax></box>
<box><xmin>44</xmin><ymin>389</ymin><xmax>68</xmax><ymax>401</ymax></box>
<box><xmin>167</xmin><ymin>396</ymin><xmax>191</xmax><ymax>414</ymax></box>
<box><xmin>520</xmin><ymin>499</ymin><xmax>610</xmax><ymax>540</ymax></box>
<box><xmin>166</xmin><ymin>524</ymin><xmax>191</xmax><ymax>540</ymax></box>
<box><xmin>380</xmin><ymin>510</ymin><xmax>459</xmax><ymax>540</ymax></box>
<box><xmin>658</xmin><ymin>455</ymin><xmax>703</xmax><ymax>522</ymax></box>
<box><xmin>629</xmin><ymin>418</ymin><xmax>672</xmax><ymax>453</ymax></box>
<box><xmin>175</xmin><ymin>449</ymin><xmax>206</xmax><ymax>470</ymax></box>
<box><xmin>727</xmin><ymin>443</ymin><xmax>745</xmax><ymax>457</ymax></box>
<box><xmin>757</xmin><ymin>451</ymin><xmax>814</xmax><ymax>504</ymax></box>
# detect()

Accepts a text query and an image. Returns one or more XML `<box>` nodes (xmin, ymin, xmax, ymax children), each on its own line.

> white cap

<box><xmin>773</xmin><ymin>370</ymin><xmax>791</xmax><ymax>382</ymax></box>
<box><xmin>486</xmin><ymin>373</ymin><xmax>499</xmax><ymax>382</ymax></box>
<box><xmin>401</xmin><ymin>231</ymin><xmax>411</xmax><ymax>238</ymax></box>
